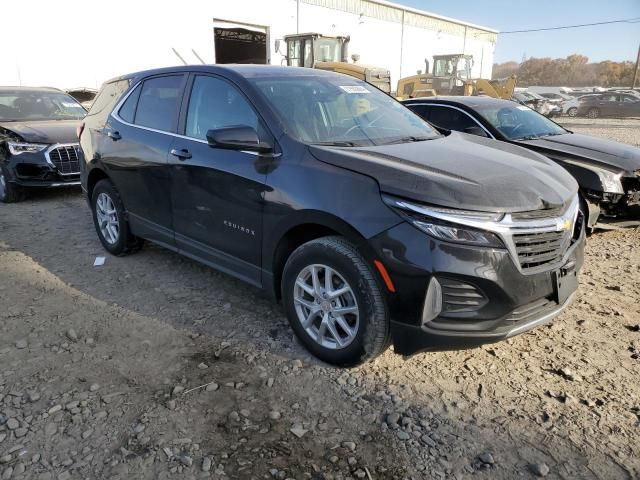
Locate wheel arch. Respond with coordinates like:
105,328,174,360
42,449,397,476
86,167,110,200
266,211,379,300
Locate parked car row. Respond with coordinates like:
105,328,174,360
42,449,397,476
1,66,639,366
520,87,640,118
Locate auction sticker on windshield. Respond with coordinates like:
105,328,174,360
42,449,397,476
339,85,370,94
516,105,531,111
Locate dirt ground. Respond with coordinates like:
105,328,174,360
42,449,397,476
0,120,639,480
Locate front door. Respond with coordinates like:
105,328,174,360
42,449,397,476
169,74,272,286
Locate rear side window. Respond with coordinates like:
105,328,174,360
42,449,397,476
135,75,184,132
118,84,141,123
85,79,130,127
185,75,259,140
428,106,478,132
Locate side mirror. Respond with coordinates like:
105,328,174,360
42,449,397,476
463,125,489,137
206,126,272,153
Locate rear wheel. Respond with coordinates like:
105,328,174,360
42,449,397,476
282,236,390,367
586,108,600,119
567,107,578,117
91,179,143,255
0,165,25,203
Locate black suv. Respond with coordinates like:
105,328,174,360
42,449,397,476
79,65,585,366
0,87,86,203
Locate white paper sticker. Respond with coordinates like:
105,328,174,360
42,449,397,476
62,101,81,108
516,105,530,111
93,256,106,267
339,85,370,94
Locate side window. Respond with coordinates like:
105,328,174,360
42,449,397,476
118,84,141,123
135,75,184,132
429,106,477,132
185,75,259,141
288,40,301,67
623,95,635,103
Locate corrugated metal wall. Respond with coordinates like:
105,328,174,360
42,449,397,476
301,0,497,43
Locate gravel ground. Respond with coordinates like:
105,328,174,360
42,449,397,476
556,117,640,147
0,121,638,480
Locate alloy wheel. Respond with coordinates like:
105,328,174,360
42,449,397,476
96,192,120,244
293,264,359,350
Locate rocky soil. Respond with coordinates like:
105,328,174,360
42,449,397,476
0,122,638,479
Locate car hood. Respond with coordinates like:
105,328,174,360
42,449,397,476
0,120,79,144
309,132,578,213
516,133,640,173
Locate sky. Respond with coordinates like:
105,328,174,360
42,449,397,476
401,0,640,64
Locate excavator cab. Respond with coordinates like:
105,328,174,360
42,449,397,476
283,33,391,94
431,54,474,95
283,33,348,68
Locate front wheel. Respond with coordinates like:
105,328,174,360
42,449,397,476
0,165,25,203
91,179,143,255
567,107,578,117
282,236,390,367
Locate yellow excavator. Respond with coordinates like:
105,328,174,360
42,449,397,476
283,33,391,94
397,54,516,100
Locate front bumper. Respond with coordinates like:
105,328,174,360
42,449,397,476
2,147,80,188
370,220,585,356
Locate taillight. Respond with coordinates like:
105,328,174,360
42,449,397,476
76,122,85,138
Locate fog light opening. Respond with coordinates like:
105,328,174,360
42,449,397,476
421,277,442,327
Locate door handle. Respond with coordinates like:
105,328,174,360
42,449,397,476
170,148,192,160
106,130,121,141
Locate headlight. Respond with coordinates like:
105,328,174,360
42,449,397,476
7,142,48,155
593,167,624,194
412,220,504,247
383,196,505,248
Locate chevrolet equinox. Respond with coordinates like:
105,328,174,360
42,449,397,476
79,66,585,366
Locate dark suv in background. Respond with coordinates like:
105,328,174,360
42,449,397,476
79,65,584,366
0,87,86,203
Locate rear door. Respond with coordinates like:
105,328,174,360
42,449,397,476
104,74,186,246
619,95,640,117
168,73,272,286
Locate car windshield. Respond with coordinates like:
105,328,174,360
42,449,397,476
0,90,86,122
249,75,439,146
476,103,567,140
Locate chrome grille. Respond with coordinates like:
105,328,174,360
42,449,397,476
47,144,80,175
513,230,567,270
511,206,563,220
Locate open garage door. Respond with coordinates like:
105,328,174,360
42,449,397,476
213,20,268,64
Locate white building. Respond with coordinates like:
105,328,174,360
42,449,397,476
0,0,497,90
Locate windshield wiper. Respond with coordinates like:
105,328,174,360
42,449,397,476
514,134,541,141
311,141,359,147
383,135,432,145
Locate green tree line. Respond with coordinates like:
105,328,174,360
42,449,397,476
492,55,637,87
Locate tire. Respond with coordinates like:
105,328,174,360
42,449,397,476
0,165,25,203
567,107,578,117
281,236,390,367
91,179,143,255
586,108,600,119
